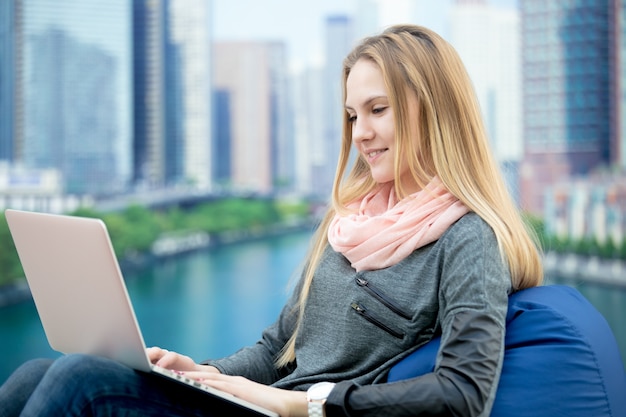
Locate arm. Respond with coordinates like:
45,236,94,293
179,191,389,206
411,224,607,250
326,311,504,417
326,215,510,417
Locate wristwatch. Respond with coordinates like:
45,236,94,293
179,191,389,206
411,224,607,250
307,381,336,417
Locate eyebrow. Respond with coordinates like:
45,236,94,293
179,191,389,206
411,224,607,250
344,95,388,111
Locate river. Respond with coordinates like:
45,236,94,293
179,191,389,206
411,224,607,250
0,230,625,384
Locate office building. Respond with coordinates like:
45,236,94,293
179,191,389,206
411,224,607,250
16,0,132,196
615,0,626,169
213,41,290,194
450,0,522,203
291,66,325,197
166,0,212,189
0,0,21,163
132,0,213,190
318,15,354,196
133,0,167,188
520,0,616,214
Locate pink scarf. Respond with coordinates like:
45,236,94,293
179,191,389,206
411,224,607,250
328,177,469,271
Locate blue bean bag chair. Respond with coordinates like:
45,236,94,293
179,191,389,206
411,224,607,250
387,285,626,416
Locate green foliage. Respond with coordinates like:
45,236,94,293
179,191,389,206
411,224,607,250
522,212,547,251
276,199,310,219
528,214,626,261
183,199,281,233
519,210,626,260
0,213,24,286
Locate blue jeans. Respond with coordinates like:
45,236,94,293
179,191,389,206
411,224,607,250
0,354,258,416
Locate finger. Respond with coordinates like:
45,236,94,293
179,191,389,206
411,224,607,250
155,350,180,368
147,347,168,363
182,371,230,383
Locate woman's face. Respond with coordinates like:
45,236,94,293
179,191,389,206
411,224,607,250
345,59,416,193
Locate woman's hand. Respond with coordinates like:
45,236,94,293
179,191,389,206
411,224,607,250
184,372,308,417
146,347,219,374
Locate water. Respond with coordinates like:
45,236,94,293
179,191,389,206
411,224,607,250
546,275,626,363
0,231,312,383
1,231,625,384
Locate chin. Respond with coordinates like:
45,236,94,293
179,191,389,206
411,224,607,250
371,175,395,185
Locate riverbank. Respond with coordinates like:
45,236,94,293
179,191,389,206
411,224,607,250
0,220,317,308
0,281,30,308
122,219,316,270
543,251,626,288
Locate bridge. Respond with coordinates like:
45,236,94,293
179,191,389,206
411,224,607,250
0,187,275,215
93,188,232,212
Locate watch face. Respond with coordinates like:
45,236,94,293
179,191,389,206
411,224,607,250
308,382,336,401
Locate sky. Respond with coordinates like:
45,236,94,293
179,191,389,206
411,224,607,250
212,0,518,69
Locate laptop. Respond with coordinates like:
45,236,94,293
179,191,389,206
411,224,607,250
4,208,278,416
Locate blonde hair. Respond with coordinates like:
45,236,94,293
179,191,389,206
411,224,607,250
275,24,543,367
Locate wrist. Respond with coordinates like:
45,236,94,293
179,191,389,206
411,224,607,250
286,391,308,417
197,364,220,374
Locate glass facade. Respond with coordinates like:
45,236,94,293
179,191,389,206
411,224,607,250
614,0,626,171
321,15,353,196
166,0,212,189
523,0,611,168
212,89,231,186
521,0,614,213
21,0,132,195
0,0,16,161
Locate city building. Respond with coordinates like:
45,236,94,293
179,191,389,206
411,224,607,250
544,172,626,248
0,0,19,163
291,66,325,197
317,15,354,197
213,41,290,194
132,0,167,188
166,0,212,189
615,0,626,169
3,0,133,196
212,88,232,189
24,0,132,196
0,161,91,213
133,0,214,191
520,0,618,215
449,0,522,203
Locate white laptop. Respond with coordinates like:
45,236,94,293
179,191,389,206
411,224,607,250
4,208,278,416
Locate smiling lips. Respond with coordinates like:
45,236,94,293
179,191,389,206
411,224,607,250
366,149,387,160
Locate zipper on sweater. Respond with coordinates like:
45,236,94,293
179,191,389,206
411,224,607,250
350,302,405,339
355,277,412,320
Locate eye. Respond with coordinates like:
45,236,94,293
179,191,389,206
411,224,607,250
372,106,387,114
347,114,357,123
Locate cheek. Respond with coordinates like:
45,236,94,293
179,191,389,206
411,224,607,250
382,116,396,144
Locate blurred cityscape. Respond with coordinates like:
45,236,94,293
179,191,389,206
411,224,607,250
0,0,625,255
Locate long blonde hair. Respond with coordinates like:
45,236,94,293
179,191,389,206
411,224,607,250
275,24,543,368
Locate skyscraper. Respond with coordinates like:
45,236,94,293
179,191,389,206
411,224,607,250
133,0,167,188
167,0,212,189
292,66,325,197
614,0,626,169
132,0,213,190
520,0,616,214
319,15,354,196
450,0,522,203
18,0,132,195
213,41,290,194
0,0,19,162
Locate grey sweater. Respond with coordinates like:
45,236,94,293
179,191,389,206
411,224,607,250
207,213,511,416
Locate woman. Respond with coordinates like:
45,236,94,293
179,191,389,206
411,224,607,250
0,25,542,417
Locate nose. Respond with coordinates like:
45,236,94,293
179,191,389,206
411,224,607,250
351,116,373,145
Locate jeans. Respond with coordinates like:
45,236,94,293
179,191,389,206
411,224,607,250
0,354,259,417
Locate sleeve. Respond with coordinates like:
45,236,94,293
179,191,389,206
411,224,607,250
200,277,302,385
325,215,511,417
